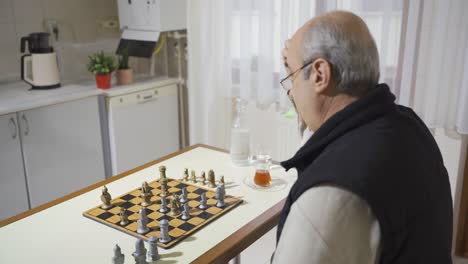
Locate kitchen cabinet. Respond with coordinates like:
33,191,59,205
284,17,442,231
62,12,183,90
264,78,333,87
21,96,106,208
0,113,29,220
0,96,107,220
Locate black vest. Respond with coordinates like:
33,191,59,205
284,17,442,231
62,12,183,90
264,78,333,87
277,84,453,264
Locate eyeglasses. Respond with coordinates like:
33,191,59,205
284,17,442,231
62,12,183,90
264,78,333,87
279,60,314,92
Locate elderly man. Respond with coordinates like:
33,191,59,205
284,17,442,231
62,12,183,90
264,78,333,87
273,11,453,264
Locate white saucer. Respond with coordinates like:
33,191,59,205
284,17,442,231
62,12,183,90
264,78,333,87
242,175,288,192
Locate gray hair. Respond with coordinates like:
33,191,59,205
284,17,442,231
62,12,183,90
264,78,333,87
302,14,380,95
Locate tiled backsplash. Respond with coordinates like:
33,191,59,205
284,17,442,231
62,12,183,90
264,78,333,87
0,0,125,83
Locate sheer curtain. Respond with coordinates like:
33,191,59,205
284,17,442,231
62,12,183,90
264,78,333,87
187,0,404,157
396,0,468,135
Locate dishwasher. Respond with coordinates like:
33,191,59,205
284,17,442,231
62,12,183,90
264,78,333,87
107,83,180,176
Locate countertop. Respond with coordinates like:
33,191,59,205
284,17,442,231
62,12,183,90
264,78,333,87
0,76,180,116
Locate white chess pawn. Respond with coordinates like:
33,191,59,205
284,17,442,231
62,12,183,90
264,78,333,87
181,203,190,220
180,187,188,204
199,192,207,210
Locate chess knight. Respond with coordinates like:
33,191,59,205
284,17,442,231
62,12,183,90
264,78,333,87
169,193,182,216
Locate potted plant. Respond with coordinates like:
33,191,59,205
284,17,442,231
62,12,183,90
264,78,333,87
87,51,117,89
116,46,133,85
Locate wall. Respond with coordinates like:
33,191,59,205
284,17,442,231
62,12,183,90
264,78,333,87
0,0,121,83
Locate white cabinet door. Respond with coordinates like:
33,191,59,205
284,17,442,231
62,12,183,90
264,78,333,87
0,114,29,220
20,96,106,208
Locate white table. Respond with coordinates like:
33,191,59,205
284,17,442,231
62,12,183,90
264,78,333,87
0,145,297,263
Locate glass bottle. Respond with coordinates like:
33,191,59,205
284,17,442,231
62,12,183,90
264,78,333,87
230,97,250,166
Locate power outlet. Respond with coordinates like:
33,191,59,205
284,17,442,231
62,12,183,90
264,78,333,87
99,20,119,29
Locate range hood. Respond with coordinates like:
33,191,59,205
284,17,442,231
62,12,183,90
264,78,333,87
116,0,186,57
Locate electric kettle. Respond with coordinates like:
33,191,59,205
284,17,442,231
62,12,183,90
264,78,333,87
20,32,61,89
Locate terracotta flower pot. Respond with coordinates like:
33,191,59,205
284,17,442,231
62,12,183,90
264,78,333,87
116,68,134,86
95,74,112,89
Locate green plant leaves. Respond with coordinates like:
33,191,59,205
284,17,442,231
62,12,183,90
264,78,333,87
87,51,117,75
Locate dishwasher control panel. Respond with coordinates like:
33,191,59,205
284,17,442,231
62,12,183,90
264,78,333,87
107,84,177,109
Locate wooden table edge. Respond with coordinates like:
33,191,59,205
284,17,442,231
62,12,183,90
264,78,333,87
0,143,225,228
192,199,285,264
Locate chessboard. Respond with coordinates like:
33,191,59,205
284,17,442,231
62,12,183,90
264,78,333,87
83,178,242,249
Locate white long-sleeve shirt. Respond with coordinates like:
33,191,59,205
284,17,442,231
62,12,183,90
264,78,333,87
272,185,381,264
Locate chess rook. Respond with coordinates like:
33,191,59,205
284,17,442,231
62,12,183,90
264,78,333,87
159,219,171,243
190,170,197,183
208,170,216,188
146,236,160,262
132,239,147,264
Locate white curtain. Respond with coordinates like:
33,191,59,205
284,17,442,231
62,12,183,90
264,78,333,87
396,0,468,135
187,0,404,155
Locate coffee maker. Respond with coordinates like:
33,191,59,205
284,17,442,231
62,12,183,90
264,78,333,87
20,32,61,89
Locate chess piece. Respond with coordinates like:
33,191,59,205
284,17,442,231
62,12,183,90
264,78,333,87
182,168,189,181
159,219,171,243
137,208,150,234
112,244,125,264
159,165,167,181
215,184,226,208
190,170,197,183
208,170,216,188
160,181,168,198
200,171,207,185
101,185,112,209
119,207,129,226
140,181,152,207
146,236,160,262
219,175,225,185
181,203,190,220
169,193,182,216
180,187,188,204
132,239,148,264
199,192,208,210
159,196,169,213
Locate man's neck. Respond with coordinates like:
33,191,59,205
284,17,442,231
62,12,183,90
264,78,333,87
319,93,358,128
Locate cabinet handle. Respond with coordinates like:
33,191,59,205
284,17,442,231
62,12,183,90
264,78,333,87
8,117,17,139
22,114,29,136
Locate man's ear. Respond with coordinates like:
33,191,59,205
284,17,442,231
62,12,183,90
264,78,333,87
309,58,332,94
